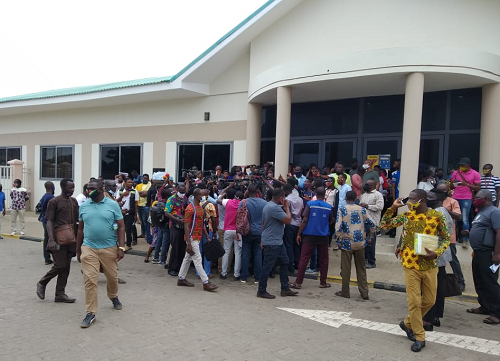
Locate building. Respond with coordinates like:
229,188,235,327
0,0,499,208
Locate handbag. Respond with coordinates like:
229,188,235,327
55,198,76,246
444,273,462,297
236,199,250,236
202,239,225,262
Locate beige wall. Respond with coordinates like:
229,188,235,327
249,0,500,97
210,52,250,95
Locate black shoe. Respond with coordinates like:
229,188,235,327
399,321,416,341
269,273,275,279
257,292,276,299
44,260,53,265
411,340,425,352
423,324,433,332
54,294,76,303
432,318,441,327
168,270,178,277
132,241,137,246
234,276,241,281
220,274,227,280
281,289,299,297
164,263,169,270
118,278,126,284
366,263,376,269
36,282,46,300
81,312,96,328
110,297,122,310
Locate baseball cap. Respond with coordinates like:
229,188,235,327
458,157,471,165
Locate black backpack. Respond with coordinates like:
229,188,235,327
150,201,167,227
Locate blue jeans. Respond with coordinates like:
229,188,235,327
457,199,472,240
42,222,52,263
196,233,212,277
241,233,262,281
365,233,377,266
283,225,299,271
154,225,170,263
258,244,290,294
138,206,152,242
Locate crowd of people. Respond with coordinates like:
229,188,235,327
19,156,500,352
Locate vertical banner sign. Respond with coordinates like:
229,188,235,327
378,154,391,170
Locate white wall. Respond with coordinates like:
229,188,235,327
232,140,247,167
210,52,250,95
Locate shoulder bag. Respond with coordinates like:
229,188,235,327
56,198,77,246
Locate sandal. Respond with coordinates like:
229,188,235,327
289,282,301,289
335,291,350,298
144,258,150,263
466,307,488,315
319,283,331,288
483,316,500,325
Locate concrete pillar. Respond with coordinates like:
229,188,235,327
7,159,24,185
399,73,425,199
245,102,262,165
274,86,292,178
480,83,500,172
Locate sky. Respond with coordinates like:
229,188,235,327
0,0,268,99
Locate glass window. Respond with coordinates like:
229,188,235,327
260,140,275,166
41,146,73,179
290,99,359,137
363,95,404,133
204,144,230,172
292,142,320,170
0,147,21,166
450,88,482,130
421,91,446,131
324,141,355,170
447,133,480,171
100,145,141,180
365,140,399,167
419,138,441,170
261,106,276,138
178,145,202,179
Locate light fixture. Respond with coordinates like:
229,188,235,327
204,112,210,121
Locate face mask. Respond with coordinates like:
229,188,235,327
142,180,148,184
326,182,332,187
407,200,421,211
295,171,302,177
473,198,486,208
459,166,468,172
362,164,369,170
89,189,99,200
201,196,206,202
426,199,439,208
362,184,372,192
483,169,491,175
177,192,185,198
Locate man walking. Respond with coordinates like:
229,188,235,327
289,187,334,290
464,190,500,325
360,180,384,269
10,178,29,235
77,179,126,328
283,184,303,273
177,188,218,292
164,183,187,277
38,181,55,265
450,157,481,249
335,191,374,299
380,189,450,352
257,188,298,299
116,178,138,250
36,179,79,304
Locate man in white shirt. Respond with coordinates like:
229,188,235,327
359,180,384,269
283,184,304,273
76,184,89,207
115,178,138,250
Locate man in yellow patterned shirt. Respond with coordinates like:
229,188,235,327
380,189,450,352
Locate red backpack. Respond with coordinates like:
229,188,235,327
236,199,250,236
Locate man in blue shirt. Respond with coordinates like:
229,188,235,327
77,179,126,328
258,188,298,299
0,184,5,239
294,166,307,190
38,181,55,264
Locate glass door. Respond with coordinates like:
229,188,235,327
290,141,320,170
323,139,357,170
419,135,444,170
364,137,401,168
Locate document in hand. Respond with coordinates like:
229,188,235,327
414,233,439,255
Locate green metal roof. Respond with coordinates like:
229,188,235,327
0,0,275,104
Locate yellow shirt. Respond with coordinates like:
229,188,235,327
380,208,450,271
135,182,151,207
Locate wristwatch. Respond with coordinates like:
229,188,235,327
118,246,126,252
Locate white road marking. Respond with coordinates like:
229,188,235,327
278,307,500,356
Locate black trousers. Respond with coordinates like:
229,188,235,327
423,266,446,321
39,246,74,296
124,214,135,247
472,250,500,318
42,223,52,263
169,226,186,272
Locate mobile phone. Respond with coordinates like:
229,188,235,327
401,197,409,205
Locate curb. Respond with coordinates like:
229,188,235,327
3,234,479,303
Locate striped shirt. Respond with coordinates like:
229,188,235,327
480,175,500,202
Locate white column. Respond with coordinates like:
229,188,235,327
480,83,500,172
165,142,177,182
233,140,247,166
246,102,262,165
399,73,425,199
91,143,100,178
274,86,292,178
73,144,83,198
143,142,154,176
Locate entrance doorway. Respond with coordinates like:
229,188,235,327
291,139,357,170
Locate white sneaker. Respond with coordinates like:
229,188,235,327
20,232,25,235
240,280,247,283
11,232,15,236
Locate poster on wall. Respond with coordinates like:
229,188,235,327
378,154,391,170
367,155,379,166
